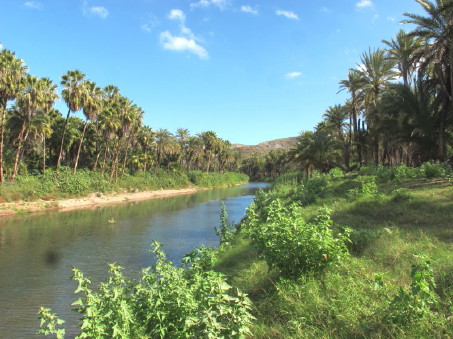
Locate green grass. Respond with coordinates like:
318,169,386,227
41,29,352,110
213,169,453,338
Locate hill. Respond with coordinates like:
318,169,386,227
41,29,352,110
232,137,298,158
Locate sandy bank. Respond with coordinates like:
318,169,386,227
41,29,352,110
0,187,200,217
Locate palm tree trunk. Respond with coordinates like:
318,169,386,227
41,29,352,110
56,109,71,171
121,146,128,177
42,135,46,174
73,121,88,175
11,121,27,182
0,102,7,184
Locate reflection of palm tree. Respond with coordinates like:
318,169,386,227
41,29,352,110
404,0,453,159
57,70,86,170
0,49,27,183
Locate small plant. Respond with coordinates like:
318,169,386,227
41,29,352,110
378,256,439,326
215,201,236,245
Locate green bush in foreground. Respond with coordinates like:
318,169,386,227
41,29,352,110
38,242,254,338
244,199,351,278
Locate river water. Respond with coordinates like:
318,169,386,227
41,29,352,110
0,182,267,338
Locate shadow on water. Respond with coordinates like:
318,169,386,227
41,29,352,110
0,182,268,338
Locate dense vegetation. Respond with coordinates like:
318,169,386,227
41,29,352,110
242,0,453,180
0,57,242,187
213,162,453,337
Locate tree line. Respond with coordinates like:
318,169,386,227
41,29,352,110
242,0,453,179
0,62,240,184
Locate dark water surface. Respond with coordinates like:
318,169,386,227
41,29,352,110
0,183,268,338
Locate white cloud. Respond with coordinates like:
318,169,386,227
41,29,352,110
0,43,3,50
168,9,185,22
241,5,258,15
191,0,228,10
82,2,109,19
141,24,152,33
285,72,302,79
387,16,396,22
356,0,373,9
320,6,332,14
24,1,42,10
276,10,299,20
160,31,208,59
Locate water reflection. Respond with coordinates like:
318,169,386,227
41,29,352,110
0,183,268,338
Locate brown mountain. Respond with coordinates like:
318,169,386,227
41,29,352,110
232,137,298,158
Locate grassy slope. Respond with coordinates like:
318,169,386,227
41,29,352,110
214,172,453,338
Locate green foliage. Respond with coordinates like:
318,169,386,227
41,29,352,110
215,201,236,245
39,242,254,338
245,199,350,278
419,161,451,179
347,176,379,198
37,307,65,339
379,256,439,326
187,170,249,188
328,167,344,178
295,173,331,205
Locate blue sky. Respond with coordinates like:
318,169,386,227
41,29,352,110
1,0,424,145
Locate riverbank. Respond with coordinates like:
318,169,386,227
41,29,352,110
0,169,249,216
213,167,453,337
0,187,202,216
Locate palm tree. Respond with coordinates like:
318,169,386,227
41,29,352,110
57,70,86,170
339,69,366,165
11,76,57,180
359,48,398,164
323,104,350,169
73,80,102,174
382,29,421,87
199,131,220,173
403,0,453,159
29,111,52,173
0,49,27,183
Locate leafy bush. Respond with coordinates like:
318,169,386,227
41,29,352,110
295,173,330,205
245,199,350,278
347,176,379,198
419,161,451,179
377,256,439,326
328,167,344,178
38,242,254,338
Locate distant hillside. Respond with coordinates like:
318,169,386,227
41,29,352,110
232,137,298,158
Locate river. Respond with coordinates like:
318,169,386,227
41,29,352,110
0,182,267,338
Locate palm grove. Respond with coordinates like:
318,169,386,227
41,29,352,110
242,0,453,180
0,60,241,184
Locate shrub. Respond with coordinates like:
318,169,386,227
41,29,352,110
419,161,451,179
245,199,350,278
38,242,254,338
215,201,237,245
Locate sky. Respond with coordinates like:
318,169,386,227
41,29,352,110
1,0,425,145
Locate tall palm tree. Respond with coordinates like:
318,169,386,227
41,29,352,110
0,49,27,183
57,70,86,170
382,29,421,87
403,0,453,159
73,80,102,174
29,111,52,173
323,104,350,169
359,48,398,164
199,131,220,173
339,69,366,165
11,76,57,180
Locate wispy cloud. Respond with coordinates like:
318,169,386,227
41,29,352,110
285,72,302,79
160,31,208,59
191,0,228,10
356,0,373,9
82,1,109,19
241,5,258,15
141,14,159,34
387,16,396,22
160,9,208,60
320,6,332,14
24,1,42,10
0,43,3,50
276,10,299,20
